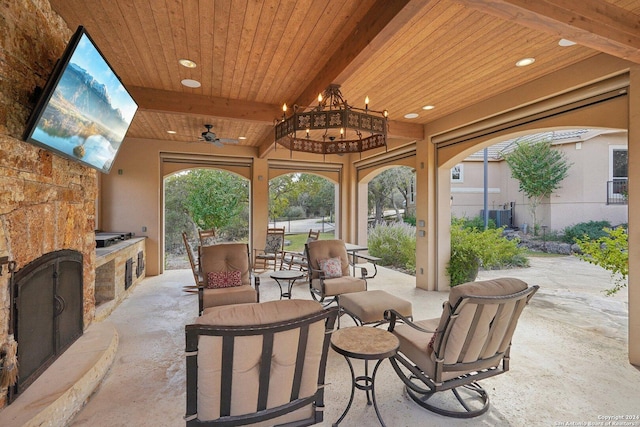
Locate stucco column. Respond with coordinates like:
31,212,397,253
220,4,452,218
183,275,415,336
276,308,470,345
415,138,437,290
629,66,640,366
251,158,270,257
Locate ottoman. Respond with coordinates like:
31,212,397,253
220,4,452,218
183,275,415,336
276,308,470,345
339,290,413,326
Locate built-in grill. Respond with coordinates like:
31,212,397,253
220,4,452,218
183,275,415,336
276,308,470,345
10,250,83,402
95,231,134,248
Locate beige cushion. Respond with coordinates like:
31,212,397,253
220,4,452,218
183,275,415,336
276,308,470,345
311,276,366,296
200,243,251,286
437,278,528,363
196,300,325,423
202,285,257,309
393,318,440,378
340,290,412,324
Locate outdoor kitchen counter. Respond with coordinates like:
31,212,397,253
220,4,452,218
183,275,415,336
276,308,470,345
94,237,146,321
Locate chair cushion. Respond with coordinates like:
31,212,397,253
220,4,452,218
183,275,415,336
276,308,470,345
318,256,342,278
200,243,251,286
206,270,242,289
311,276,366,296
340,290,412,324
435,278,529,363
449,278,528,305
307,240,350,279
202,285,257,309
393,318,442,378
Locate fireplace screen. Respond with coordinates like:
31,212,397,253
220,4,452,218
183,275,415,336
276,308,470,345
11,250,83,400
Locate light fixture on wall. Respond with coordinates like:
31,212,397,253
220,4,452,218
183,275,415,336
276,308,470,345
274,84,388,157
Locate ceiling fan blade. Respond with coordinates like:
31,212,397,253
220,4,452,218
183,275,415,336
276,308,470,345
217,138,239,144
213,140,224,147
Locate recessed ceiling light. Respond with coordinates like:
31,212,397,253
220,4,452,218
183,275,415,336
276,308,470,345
422,105,435,110
181,79,201,88
179,59,197,68
238,136,247,140
166,130,177,134
516,57,535,67
558,39,576,47
404,113,419,119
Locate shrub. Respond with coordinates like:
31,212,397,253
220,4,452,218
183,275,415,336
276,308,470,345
448,219,528,286
458,215,497,230
283,205,306,219
562,220,611,243
403,215,416,226
575,226,628,296
367,222,416,273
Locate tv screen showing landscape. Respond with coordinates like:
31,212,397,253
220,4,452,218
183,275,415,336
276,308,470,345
24,26,138,173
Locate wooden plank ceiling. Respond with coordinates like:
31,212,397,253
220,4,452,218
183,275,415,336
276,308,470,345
48,0,640,155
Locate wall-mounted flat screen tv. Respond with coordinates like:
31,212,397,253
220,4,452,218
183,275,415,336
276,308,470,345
23,25,138,173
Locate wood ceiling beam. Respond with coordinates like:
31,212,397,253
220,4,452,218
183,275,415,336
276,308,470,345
128,86,282,124
258,0,427,157
461,0,640,63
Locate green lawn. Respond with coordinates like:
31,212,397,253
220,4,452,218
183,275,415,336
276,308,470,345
284,232,334,252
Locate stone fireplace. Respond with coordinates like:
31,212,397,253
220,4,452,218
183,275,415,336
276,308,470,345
0,0,98,409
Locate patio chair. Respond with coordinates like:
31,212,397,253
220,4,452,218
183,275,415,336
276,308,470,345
385,278,538,418
198,243,260,314
253,227,285,272
281,229,320,275
305,239,367,306
198,228,216,246
182,232,202,288
185,300,339,426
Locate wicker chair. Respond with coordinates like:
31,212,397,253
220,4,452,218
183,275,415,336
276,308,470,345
386,278,538,418
185,300,339,426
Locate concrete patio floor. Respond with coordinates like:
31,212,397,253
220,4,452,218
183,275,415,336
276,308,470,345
64,255,639,427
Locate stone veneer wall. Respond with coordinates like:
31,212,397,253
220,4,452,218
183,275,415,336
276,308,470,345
0,0,98,408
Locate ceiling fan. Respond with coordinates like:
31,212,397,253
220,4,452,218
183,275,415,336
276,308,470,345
198,124,239,147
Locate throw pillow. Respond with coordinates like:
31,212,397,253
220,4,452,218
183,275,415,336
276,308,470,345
207,270,243,289
318,257,342,278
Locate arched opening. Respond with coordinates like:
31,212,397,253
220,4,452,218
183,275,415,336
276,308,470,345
266,172,337,242
162,165,251,270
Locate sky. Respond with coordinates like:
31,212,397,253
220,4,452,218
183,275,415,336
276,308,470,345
70,32,138,122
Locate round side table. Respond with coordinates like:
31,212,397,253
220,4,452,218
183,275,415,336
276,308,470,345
269,270,304,299
330,326,399,427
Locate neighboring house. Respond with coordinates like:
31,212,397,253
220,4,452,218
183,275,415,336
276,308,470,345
450,129,629,232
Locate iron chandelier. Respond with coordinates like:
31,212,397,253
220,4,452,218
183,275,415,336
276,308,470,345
274,84,388,156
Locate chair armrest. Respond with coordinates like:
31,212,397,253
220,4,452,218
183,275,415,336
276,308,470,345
385,309,436,333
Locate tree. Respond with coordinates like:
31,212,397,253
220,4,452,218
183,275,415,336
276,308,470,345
502,140,571,234
368,167,413,224
182,169,249,233
575,226,628,296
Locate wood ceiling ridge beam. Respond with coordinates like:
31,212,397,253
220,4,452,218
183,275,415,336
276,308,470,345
461,0,640,63
293,0,424,108
128,86,282,124
258,0,427,158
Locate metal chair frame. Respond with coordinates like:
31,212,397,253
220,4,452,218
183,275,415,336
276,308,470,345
386,284,538,418
185,307,339,426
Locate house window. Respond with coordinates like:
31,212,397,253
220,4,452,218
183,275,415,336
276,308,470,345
611,148,628,181
451,164,463,183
